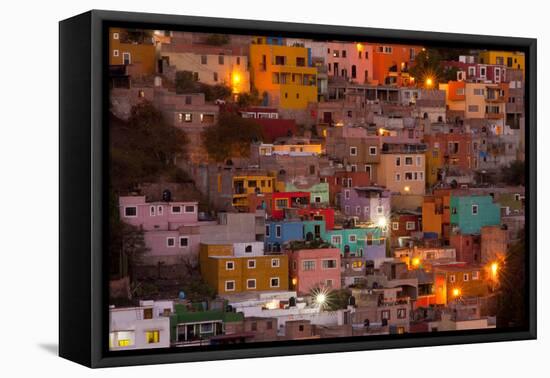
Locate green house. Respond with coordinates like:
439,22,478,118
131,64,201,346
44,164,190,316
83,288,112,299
450,195,501,235
170,304,243,345
326,226,386,259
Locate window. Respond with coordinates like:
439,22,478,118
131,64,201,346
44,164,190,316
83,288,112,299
472,204,479,215
350,164,357,172
124,206,137,217
468,66,475,76
122,52,131,65
392,222,399,231
463,273,469,282
406,221,416,231
314,196,322,203
213,72,218,82
356,206,361,215
377,206,384,215
449,274,456,283
349,234,357,243
226,261,235,271
472,271,480,280
274,55,285,65
473,88,485,96
171,205,181,214
326,279,333,287
179,237,188,248
166,237,175,247
381,310,390,320
118,339,132,347
113,32,119,40
369,146,377,155
218,54,224,65
265,225,270,237
225,280,235,291
270,277,280,288
266,321,273,330
146,330,160,344
350,146,358,156
275,199,288,209
395,173,401,182
396,157,401,166
456,88,465,95
184,205,195,213
405,172,413,181
303,260,316,271
247,279,256,289
245,245,253,253
468,105,479,113
248,260,256,269
416,156,422,166
345,205,350,214
479,66,486,77
296,57,305,67
405,157,413,165
322,259,337,269
271,258,280,268
143,308,153,319
397,308,407,319
201,55,207,64
113,49,119,57
330,234,343,245
275,225,282,238
344,190,351,200
200,323,213,334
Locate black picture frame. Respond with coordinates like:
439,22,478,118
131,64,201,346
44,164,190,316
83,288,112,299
59,9,537,368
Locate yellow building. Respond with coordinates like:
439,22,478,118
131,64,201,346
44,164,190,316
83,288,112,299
249,37,318,109
231,174,276,209
377,146,426,195
258,143,323,156
199,242,289,295
109,28,157,76
478,51,525,76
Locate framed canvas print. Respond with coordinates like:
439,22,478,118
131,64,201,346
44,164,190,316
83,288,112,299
59,10,536,368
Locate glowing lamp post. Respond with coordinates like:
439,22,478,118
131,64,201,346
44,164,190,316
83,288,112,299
425,77,434,88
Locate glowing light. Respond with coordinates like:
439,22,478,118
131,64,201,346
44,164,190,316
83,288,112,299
412,257,420,267
232,72,241,85
425,77,434,88
378,128,386,135
316,293,327,305
452,288,461,297
310,287,333,311
377,217,388,228
491,262,499,277
265,300,279,310
292,278,298,286
404,186,411,192
356,43,363,51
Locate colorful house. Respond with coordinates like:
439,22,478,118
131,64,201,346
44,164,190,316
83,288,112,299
199,242,288,295
232,174,276,210
450,195,501,235
478,51,525,76
249,37,318,109
424,132,473,187
286,247,341,295
370,44,423,86
340,186,391,224
119,196,202,264
265,220,326,252
434,265,489,305
390,211,422,248
377,143,426,195
285,181,330,205
326,42,374,84
109,28,157,77
422,189,452,241
326,226,386,260
325,171,372,207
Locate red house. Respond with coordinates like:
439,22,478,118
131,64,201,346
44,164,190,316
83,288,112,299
323,171,371,207
390,211,422,248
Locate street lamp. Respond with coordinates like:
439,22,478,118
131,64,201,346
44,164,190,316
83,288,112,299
425,77,434,88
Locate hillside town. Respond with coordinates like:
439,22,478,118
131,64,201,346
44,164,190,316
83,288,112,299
107,28,526,350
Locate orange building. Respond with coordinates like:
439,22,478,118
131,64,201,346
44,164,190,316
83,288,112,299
424,132,473,187
422,189,452,241
434,264,489,305
199,242,289,295
109,28,157,77
370,44,423,86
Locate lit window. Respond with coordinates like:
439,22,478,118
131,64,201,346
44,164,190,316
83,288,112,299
146,330,160,344
472,271,480,280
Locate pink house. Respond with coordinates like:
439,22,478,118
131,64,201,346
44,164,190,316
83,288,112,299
326,42,373,84
286,248,341,295
119,196,202,264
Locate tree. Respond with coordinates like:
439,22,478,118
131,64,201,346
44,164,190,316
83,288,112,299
409,48,445,88
110,102,189,192
175,71,198,94
237,87,263,108
496,228,526,328
201,111,264,162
